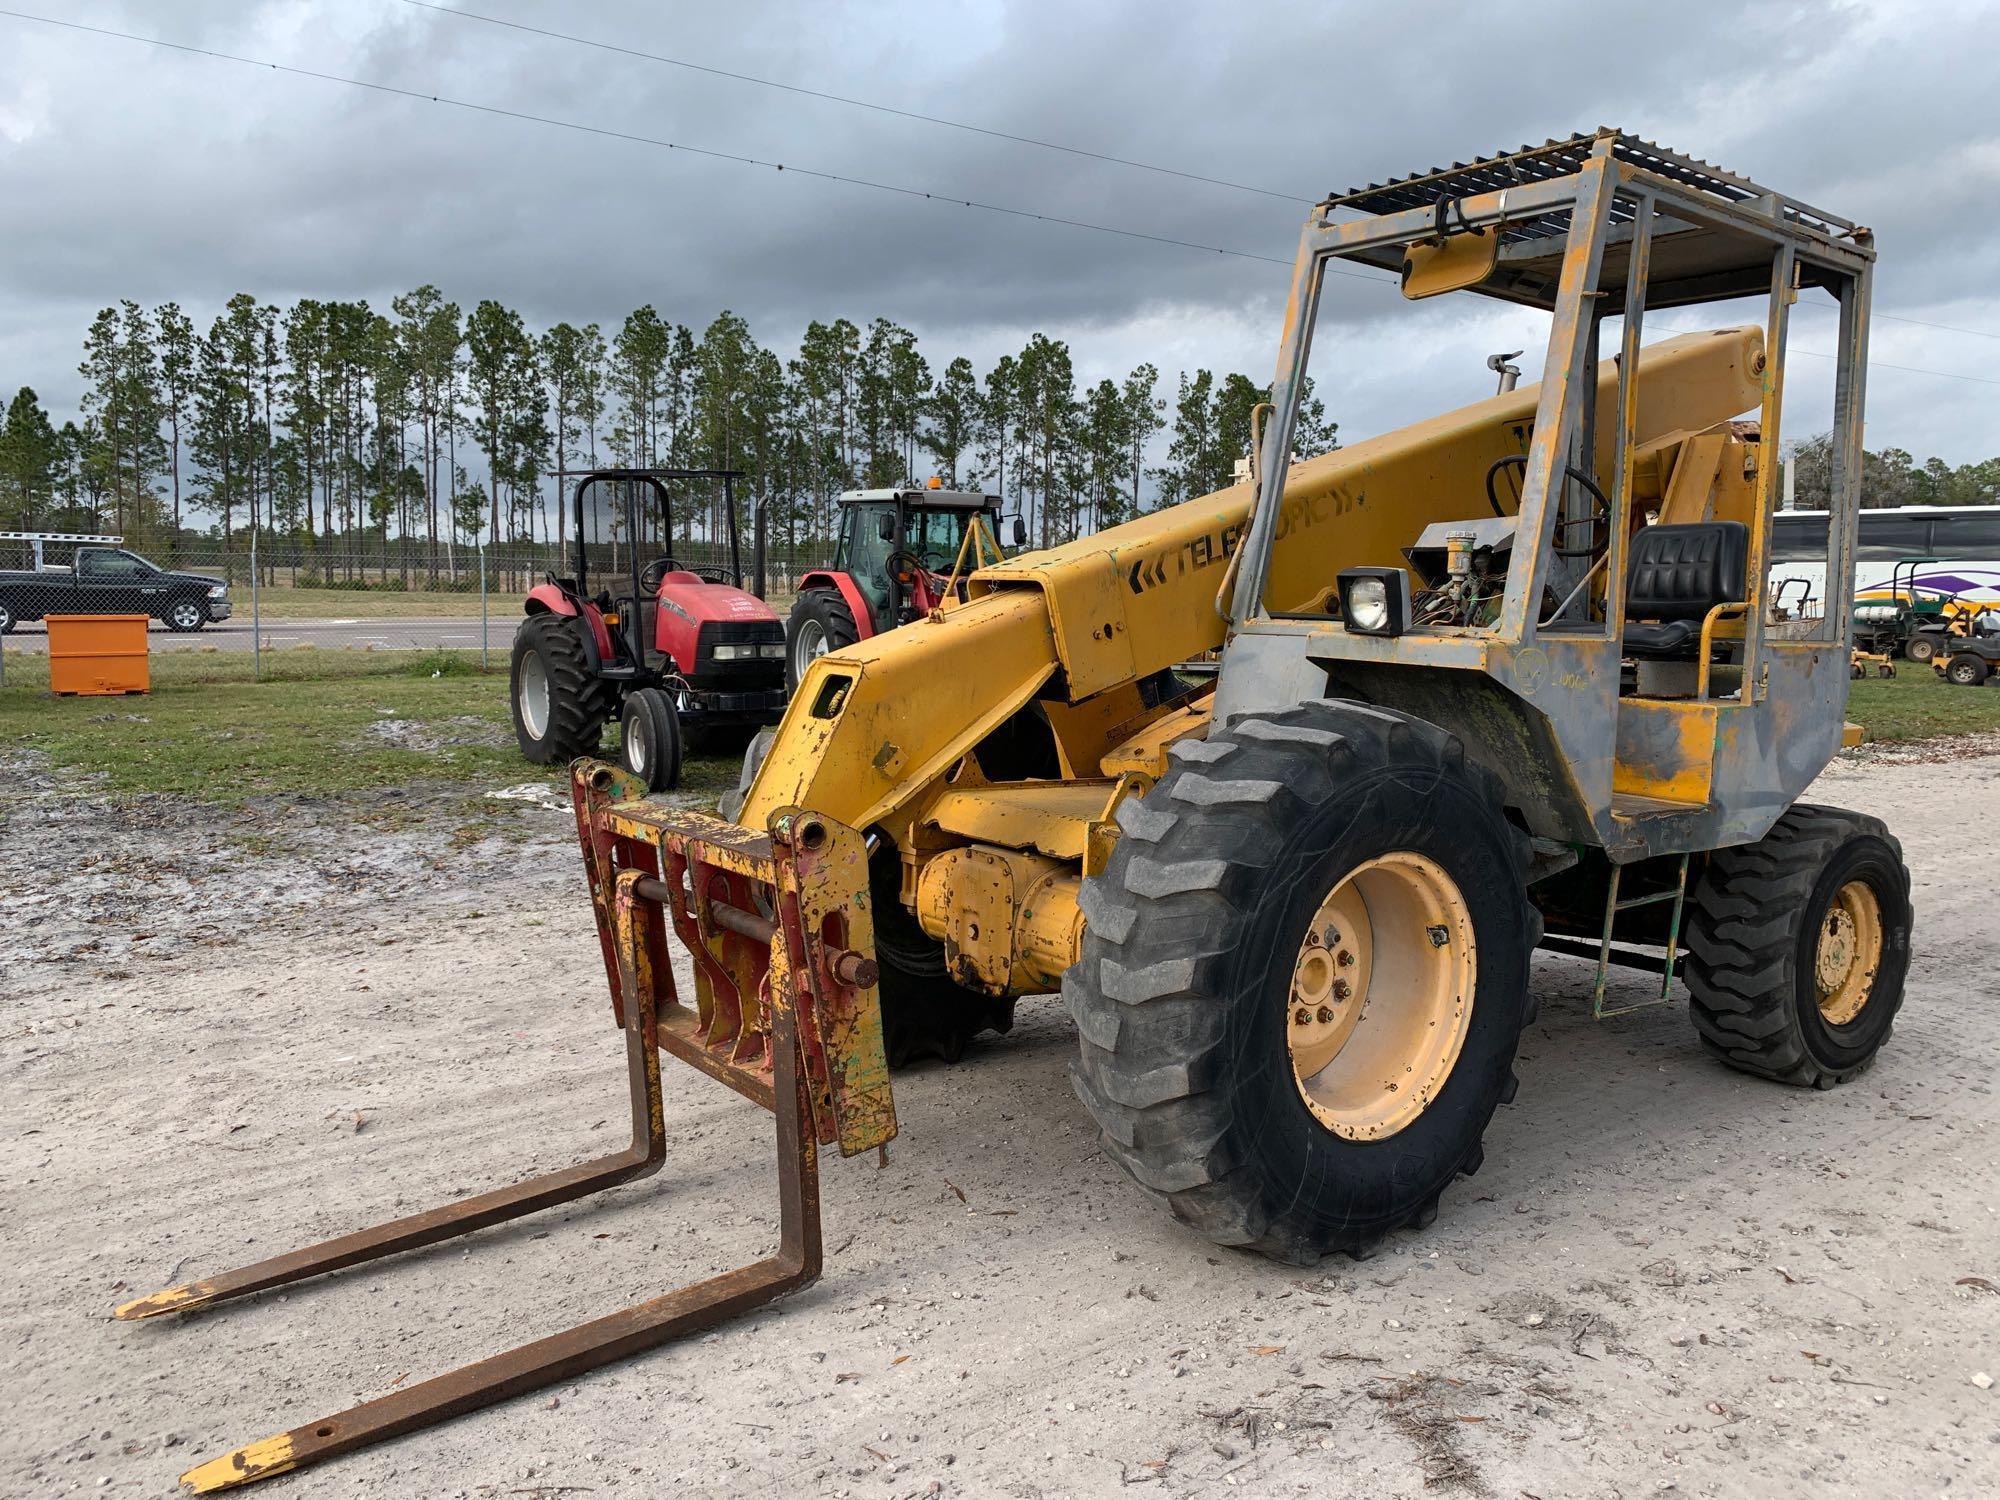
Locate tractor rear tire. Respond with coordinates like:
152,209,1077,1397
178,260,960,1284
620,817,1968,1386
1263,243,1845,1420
1944,652,1989,687
619,687,683,793
1064,702,1537,1264
787,588,860,693
510,613,614,764
1683,804,1911,1088
1902,633,1939,665
870,845,1015,1066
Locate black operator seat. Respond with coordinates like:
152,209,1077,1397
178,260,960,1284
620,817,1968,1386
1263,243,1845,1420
1622,521,1748,659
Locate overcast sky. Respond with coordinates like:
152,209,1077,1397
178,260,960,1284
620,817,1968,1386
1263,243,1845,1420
2,0,1996,473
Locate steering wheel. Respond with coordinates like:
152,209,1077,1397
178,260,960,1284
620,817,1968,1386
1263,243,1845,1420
1483,454,1611,559
639,556,736,590
886,548,950,585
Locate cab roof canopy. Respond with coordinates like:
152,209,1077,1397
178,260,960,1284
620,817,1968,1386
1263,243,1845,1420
1323,128,1871,313
839,486,1000,509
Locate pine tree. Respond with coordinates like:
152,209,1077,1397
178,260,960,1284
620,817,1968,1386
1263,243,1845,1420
978,354,1018,503
394,285,464,579
924,357,979,487
539,320,594,551
1079,378,1130,531
0,386,61,528
1158,369,1216,509
1120,363,1164,516
694,310,763,544
155,303,197,553
467,299,537,544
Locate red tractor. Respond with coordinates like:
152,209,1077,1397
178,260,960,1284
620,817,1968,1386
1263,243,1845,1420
510,468,787,791
784,483,1021,689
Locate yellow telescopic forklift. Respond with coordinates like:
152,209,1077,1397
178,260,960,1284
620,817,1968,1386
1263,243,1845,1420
120,131,1911,1492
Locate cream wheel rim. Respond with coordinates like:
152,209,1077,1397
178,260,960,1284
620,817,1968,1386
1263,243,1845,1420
1285,851,1476,1141
1814,878,1882,1027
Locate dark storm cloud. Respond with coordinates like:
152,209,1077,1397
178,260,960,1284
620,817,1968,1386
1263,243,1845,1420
2,0,1996,460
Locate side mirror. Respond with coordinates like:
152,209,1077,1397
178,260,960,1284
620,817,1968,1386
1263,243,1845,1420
877,512,897,543
1011,517,1027,547
1400,228,1498,300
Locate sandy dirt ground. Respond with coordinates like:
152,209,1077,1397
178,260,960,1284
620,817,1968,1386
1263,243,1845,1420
5,743,1998,1499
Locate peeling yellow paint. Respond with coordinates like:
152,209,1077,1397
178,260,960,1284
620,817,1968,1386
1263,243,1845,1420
114,1281,215,1320
182,1433,298,1493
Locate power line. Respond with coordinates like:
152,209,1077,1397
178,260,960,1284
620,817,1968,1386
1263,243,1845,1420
1791,348,2000,387
4,9,1995,382
1791,300,2000,342
0,7,1298,269
404,0,1311,206
412,5,2000,350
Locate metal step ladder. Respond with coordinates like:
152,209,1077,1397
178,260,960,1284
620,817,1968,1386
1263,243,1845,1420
1592,853,1692,1018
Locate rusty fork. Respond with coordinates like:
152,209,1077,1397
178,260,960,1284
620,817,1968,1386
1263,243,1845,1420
115,862,824,1494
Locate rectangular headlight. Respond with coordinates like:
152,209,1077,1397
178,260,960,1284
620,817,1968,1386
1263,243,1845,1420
757,643,786,659
208,585,228,598
712,644,755,660
1336,567,1411,637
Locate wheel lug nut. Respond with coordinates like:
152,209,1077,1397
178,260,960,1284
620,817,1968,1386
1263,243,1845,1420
1333,979,1352,1001
1336,949,1354,967
1316,1005,1334,1024
1294,1007,1312,1027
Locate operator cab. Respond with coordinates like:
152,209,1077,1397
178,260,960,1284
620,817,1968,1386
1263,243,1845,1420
833,484,1017,630
1220,128,1875,853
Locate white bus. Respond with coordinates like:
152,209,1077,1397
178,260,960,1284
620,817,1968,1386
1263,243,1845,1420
1770,505,2000,621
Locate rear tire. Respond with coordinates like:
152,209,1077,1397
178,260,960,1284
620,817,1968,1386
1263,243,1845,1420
619,687,683,793
1064,702,1537,1263
0,599,15,634
1683,804,1911,1088
510,612,614,763
1902,633,1939,665
786,588,860,693
1944,653,1988,687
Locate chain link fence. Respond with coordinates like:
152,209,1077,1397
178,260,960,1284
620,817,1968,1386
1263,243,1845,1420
0,533,837,686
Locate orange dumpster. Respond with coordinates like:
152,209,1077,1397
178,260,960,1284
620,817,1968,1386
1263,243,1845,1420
46,613,150,696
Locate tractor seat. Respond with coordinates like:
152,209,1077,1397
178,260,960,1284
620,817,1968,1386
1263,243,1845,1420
1622,521,1747,660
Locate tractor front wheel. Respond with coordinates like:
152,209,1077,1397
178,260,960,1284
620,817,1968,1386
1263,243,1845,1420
1684,803,1911,1087
1065,702,1537,1263
510,613,613,763
786,588,860,693
619,687,684,793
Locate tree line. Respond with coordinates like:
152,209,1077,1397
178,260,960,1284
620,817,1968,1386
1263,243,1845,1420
1786,431,1999,512
0,294,1337,583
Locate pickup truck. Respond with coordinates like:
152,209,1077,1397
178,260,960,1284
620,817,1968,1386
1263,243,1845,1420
0,546,231,634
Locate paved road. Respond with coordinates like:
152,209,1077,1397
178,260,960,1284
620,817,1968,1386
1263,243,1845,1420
2,615,500,655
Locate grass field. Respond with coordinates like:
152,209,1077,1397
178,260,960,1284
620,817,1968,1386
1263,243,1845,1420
243,587,493,619
0,649,743,804
2,649,1993,806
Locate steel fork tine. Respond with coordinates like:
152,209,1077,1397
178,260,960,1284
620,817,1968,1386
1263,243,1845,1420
115,963,667,1323
148,927,822,1494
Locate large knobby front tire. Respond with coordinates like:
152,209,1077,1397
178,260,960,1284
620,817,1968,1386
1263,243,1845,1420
786,588,860,693
1684,804,1911,1088
1064,702,1538,1264
509,612,614,763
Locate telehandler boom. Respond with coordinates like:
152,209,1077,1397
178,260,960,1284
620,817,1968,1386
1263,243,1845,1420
121,130,1910,1492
